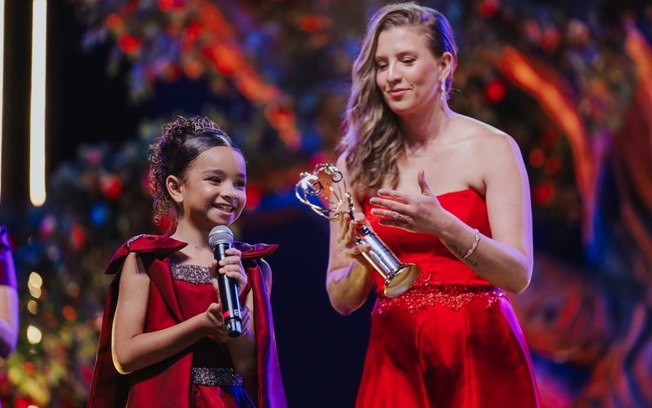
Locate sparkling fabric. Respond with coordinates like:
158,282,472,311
192,367,244,387
373,284,505,315
171,263,212,284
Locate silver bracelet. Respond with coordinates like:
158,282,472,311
461,229,481,260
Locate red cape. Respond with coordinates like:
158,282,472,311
88,235,286,407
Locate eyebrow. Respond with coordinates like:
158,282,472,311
201,168,247,179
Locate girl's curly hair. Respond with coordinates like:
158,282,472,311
147,114,241,232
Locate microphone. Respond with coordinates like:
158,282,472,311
208,225,243,337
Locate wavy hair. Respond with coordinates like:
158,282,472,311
147,114,241,231
339,2,457,197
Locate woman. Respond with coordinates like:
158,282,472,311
0,226,18,360
327,3,539,407
88,115,286,407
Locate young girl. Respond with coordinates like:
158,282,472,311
88,115,286,407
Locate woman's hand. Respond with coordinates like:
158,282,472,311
338,212,370,261
369,170,451,235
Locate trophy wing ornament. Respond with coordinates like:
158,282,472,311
295,163,419,298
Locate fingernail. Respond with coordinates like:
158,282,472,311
369,197,378,204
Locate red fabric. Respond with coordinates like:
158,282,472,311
87,235,286,408
357,189,540,408
238,244,286,408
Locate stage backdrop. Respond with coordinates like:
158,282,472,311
0,0,651,407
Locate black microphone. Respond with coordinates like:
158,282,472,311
208,225,243,337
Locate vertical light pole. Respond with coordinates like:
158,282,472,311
30,0,46,206
0,0,5,202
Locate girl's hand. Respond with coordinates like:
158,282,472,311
369,170,451,235
209,247,248,296
204,303,230,342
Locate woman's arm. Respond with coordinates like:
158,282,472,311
325,155,373,315
0,285,18,358
438,134,533,293
112,252,222,373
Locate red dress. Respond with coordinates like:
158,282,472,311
88,235,286,408
357,189,539,408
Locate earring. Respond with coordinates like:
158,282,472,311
440,80,446,102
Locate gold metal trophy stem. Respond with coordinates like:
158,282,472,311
295,163,419,298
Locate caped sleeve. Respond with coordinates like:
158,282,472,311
104,234,187,275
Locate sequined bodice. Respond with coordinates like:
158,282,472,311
364,189,493,296
168,262,234,369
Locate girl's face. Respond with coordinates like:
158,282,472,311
176,146,247,230
374,26,443,116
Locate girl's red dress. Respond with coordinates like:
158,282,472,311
88,235,286,408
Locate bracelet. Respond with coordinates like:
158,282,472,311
461,229,481,260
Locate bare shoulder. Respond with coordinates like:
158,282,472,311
454,115,522,160
121,252,149,280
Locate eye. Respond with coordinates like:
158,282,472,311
235,179,247,190
401,57,415,65
208,176,223,184
375,61,388,71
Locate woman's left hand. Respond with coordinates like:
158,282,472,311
369,170,451,235
210,247,248,295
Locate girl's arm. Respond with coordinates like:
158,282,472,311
224,288,256,377
112,252,224,373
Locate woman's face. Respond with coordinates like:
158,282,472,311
177,146,247,229
374,26,442,116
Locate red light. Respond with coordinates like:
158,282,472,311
485,79,505,103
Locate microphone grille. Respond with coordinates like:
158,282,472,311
208,225,234,248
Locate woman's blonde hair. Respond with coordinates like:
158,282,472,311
339,2,457,198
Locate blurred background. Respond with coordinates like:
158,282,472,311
0,0,651,407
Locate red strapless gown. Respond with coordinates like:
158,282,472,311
357,189,540,408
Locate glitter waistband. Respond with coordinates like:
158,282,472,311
373,284,506,316
191,367,244,387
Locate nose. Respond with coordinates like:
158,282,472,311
386,62,401,83
221,182,236,200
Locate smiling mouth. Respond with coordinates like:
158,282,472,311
213,203,235,213
388,89,408,97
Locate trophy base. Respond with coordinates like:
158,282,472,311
383,263,420,298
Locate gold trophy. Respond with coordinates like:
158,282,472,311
295,163,419,298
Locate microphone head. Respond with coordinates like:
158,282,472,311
208,225,234,248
